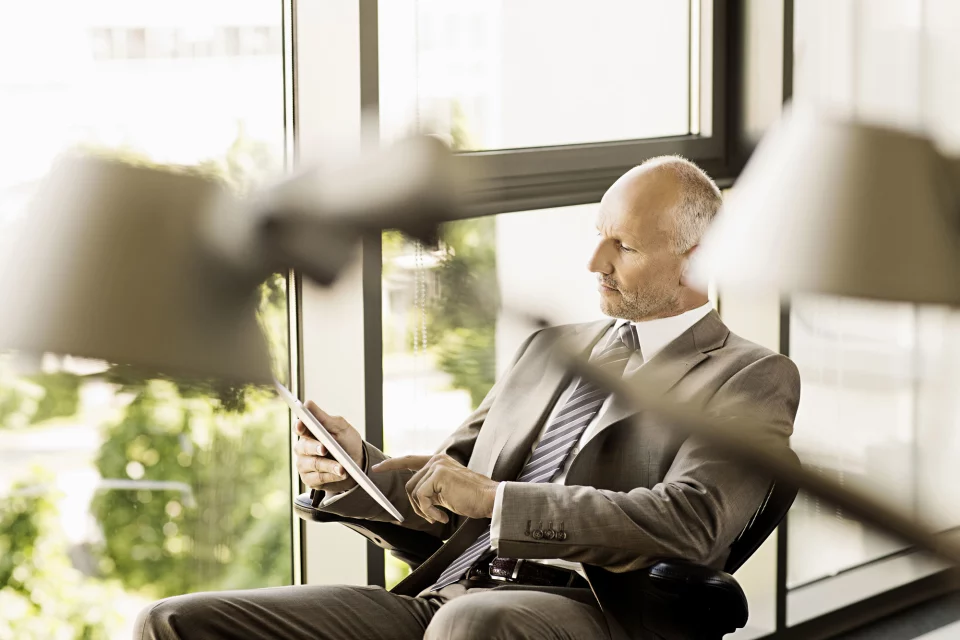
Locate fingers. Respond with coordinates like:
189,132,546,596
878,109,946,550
294,437,328,458
294,421,327,455
411,467,449,523
404,466,432,522
373,453,454,525
398,455,453,524
296,454,346,487
294,436,341,487
371,455,432,473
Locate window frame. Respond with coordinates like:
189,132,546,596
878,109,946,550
451,0,735,217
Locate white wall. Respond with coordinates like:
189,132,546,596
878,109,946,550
494,204,606,373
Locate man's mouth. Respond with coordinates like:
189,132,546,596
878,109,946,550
598,282,618,292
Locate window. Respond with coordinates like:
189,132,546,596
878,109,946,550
378,0,727,215
786,295,960,618
126,28,147,59
381,203,605,586
379,0,693,150
0,2,290,637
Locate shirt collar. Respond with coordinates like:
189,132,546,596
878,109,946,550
615,302,714,362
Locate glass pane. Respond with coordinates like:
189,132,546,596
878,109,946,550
381,204,604,587
0,2,289,638
787,296,914,589
787,295,960,591
379,0,692,150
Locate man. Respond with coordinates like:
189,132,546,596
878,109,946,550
137,156,800,639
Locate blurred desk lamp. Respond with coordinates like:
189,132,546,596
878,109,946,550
0,136,454,384
3,114,960,567
690,106,960,305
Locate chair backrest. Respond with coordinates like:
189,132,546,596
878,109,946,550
723,447,801,574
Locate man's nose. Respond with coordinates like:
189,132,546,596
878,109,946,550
587,243,611,275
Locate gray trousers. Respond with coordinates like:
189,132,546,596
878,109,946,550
136,580,611,640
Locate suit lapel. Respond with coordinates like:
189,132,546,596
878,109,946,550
395,320,613,597
589,310,728,437
486,319,612,480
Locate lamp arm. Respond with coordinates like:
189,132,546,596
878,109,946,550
949,156,960,232
200,135,454,286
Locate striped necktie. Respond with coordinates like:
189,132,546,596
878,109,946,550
429,323,640,591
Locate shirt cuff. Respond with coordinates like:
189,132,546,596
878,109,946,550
489,481,507,550
319,484,360,507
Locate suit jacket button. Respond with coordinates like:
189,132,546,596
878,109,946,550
556,531,567,541
544,529,556,540
532,529,544,540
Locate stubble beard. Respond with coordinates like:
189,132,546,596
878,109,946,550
602,283,681,322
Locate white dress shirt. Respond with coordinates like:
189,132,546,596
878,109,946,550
489,302,715,573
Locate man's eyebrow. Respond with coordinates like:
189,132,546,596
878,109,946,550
618,232,643,248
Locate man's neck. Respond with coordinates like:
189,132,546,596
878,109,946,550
619,301,713,362
634,292,710,322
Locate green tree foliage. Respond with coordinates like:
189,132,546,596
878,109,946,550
2,126,294,629
429,218,499,408
0,472,125,639
0,358,44,429
81,131,294,597
28,372,81,423
449,100,475,152
0,368,85,427
89,382,291,598
385,216,499,410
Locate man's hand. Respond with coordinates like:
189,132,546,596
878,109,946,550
372,454,499,524
294,402,364,494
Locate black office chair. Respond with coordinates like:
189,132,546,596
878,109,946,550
294,448,799,639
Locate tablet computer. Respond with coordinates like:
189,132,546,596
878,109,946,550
275,379,404,522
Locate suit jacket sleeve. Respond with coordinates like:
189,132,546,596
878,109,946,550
494,353,801,571
318,329,543,539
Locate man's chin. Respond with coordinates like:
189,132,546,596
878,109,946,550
599,300,623,318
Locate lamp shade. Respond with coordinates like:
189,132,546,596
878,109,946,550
690,108,960,305
0,156,273,384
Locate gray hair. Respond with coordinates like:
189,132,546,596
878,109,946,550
639,155,723,254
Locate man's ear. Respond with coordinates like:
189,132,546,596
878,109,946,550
679,244,699,288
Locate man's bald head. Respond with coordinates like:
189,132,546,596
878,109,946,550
589,156,722,321
607,156,723,255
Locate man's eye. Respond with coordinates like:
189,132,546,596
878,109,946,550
618,242,635,253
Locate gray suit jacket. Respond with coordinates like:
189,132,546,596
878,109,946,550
322,311,801,637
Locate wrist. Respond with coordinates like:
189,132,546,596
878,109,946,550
356,442,366,470
483,481,500,518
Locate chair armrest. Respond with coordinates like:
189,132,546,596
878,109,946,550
587,559,747,640
294,491,443,569
637,560,748,639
